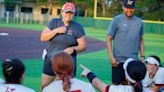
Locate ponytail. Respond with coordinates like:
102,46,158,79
62,73,71,92
51,52,74,92
131,81,143,92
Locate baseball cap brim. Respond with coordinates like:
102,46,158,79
124,5,135,8
63,10,75,13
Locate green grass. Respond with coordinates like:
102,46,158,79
0,23,164,92
0,23,45,31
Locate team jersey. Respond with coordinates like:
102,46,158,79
42,78,95,92
108,85,133,92
142,67,164,88
0,84,35,92
107,85,153,92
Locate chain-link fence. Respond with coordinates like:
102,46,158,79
0,11,50,24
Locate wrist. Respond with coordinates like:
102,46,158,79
141,55,145,59
87,72,97,83
54,29,59,34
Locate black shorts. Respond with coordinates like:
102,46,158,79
112,63,126,84
42,55,77,76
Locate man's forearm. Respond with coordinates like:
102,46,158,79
140,37,144,57
87,72,108,92
106,36,114,59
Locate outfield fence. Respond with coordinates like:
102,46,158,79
0,11,164,34
0,11,50,24
73,17,164,34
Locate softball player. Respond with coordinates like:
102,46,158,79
42,78,95,92
142,55,164,92
0,59,35,92
80,58,152,92
42,52,95,92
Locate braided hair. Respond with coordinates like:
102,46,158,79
51,52,74,92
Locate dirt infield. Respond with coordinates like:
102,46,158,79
0,28,106,60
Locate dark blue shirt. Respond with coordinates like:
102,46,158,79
46,18,85,62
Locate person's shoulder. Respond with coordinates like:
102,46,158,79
12,84,36,92
72,78,94,91
71,21,83,27
0,84,35,92
133,16,143,21
157,67,164,74
72,78,91,86
113,14,124,20
42,80,62,92
111,14,123,23
159,67,164,70
153,67,164,82
109,85,133,92
17,84,35,92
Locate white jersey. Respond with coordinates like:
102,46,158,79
0,79,5,84
142,67,164,88
42,78,95,92
108,85,153,92
0,84,35,92
109,85,133,92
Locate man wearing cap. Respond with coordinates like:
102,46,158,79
106,0,144,85
40,2,86,89
142,55,164,92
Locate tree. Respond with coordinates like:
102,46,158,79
35,0,94,17
101,0,107,16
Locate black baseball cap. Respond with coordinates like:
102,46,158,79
124,0,136,8
127,60,146,82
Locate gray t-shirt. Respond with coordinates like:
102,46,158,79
46,18,85,61
107,14,144,63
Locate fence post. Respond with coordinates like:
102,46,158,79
20,12,23,24
6,11,9,24
40,14,43,24
14,12,16,23
30,14,32,24
16,12,19,23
